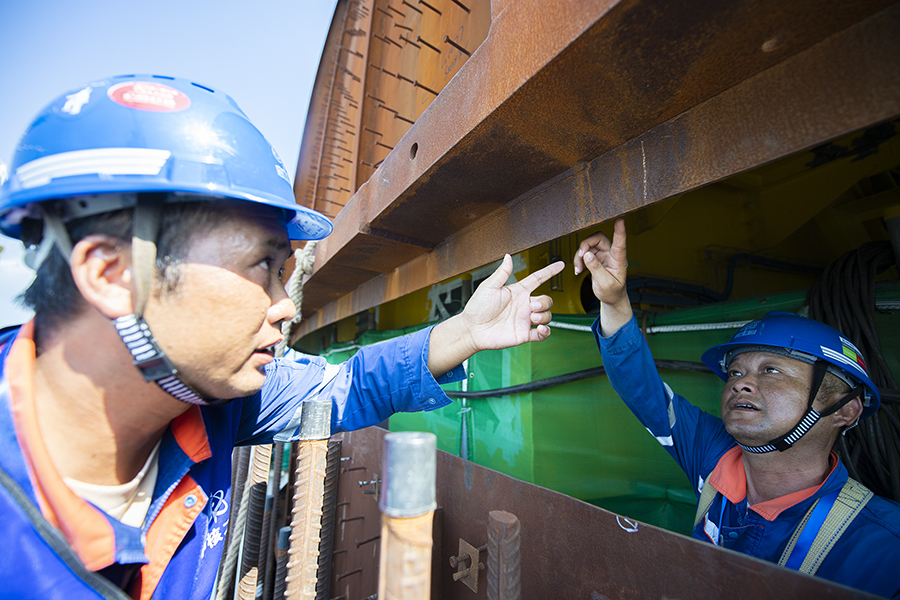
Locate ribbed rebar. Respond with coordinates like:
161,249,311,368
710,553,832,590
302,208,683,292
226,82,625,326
283,440,330,599
238,444,273,599
377,512,435,600
315,440,342,599
274,526,292,599
377,432,437,600
216,445,252,600
487,511,521,600
263,442,287,600
258,493,274,598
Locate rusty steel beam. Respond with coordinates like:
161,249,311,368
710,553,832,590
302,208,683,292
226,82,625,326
293,0,353,214
332,427,879,599
297,0,900,334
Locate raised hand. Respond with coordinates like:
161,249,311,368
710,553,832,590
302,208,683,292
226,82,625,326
574,218,632,336
427,255,564,376
461,254,564,351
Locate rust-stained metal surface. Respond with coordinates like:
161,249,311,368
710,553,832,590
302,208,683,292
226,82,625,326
293,0,491,222
296,0,900,336
328,429,387,600
329,427,878,599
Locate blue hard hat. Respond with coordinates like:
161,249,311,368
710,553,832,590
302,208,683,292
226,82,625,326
702,311,881,418
0,74,332,241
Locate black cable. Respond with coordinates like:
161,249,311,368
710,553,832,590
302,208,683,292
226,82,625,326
445,359,709,399
807,240,900,501
626,255,821,308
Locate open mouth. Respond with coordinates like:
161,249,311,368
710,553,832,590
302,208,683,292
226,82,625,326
254,342,278,357
731,401,759,411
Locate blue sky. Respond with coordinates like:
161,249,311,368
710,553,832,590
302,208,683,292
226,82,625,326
0,0,338,327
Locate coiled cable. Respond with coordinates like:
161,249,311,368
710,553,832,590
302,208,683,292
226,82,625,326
807,241,900,501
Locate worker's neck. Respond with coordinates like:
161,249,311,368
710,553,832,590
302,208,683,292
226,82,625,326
741,446,833,505
32,310,189,486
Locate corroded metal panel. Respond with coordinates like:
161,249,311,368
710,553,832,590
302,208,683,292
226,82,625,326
296,2,900,336
328,429,388,600
294,0,491,222
293,0,359,218
330,427,878,599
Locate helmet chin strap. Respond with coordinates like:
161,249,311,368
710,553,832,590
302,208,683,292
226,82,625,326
114,194,223,407
737,360,864,454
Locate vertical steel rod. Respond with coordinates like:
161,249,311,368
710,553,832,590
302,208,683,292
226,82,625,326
283,440,330,599
239,444,273,599
487,511,521,600
274,526,292,600
262,442,287,600
216,445,252,600
314,440,343,599
283,400,332,599
377,432,437,600
257,493,274,598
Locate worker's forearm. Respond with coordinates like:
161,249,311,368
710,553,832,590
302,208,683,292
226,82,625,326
599,296,633,338
427,315,477,378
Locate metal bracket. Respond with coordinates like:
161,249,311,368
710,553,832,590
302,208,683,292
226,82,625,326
450,538,485,592
358,477,381,502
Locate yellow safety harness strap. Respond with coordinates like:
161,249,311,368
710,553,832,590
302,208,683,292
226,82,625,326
693,479,717,529
694,476,871,577
777,478,873,575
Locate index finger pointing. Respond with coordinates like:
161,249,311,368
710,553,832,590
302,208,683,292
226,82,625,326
516,260,565,294
611,218,627,256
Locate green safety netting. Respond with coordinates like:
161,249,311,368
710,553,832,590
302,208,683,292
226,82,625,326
320,288,900,535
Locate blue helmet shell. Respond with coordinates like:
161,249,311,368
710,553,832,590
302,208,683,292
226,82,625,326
0,74,332,241
701,311,881,419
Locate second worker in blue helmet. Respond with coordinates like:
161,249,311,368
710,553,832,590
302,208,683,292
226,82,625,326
0,75,565,599
576,218,900,599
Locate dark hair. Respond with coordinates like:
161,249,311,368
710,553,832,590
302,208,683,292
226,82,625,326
819,371,853,403
20,199,241,332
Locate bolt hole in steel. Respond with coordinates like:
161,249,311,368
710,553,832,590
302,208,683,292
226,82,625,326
410,142,418,160
761,34,786,52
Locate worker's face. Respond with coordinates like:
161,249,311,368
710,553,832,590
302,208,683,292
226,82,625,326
720,351,818,446
143,204,295,400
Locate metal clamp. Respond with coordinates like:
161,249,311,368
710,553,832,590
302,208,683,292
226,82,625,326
450,538,486,592
358,477,381,501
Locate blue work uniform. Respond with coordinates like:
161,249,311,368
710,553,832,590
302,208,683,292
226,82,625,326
0,321,460,599
595,316,900,599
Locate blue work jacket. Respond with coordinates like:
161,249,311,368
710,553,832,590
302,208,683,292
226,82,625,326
595,316,900,599
0,322,460,599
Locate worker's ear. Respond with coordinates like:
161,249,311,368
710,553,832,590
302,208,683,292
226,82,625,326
70,234,134,319
832,395,864,429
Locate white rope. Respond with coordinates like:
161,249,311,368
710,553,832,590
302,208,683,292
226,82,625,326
275,242,316,358
548,319,751,334
276,241,317,359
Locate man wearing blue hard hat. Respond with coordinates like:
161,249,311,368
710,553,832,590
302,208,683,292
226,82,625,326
575,219,900,599
0,75,564,599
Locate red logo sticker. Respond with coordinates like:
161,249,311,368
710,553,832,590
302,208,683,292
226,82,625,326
108,81,191,112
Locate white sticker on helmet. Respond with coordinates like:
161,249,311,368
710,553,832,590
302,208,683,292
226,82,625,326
16,148,172,189
61,87,92,115
821,345,866,377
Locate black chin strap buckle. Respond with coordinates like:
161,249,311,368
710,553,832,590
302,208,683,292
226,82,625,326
114,314,205,405
737,408,823,454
